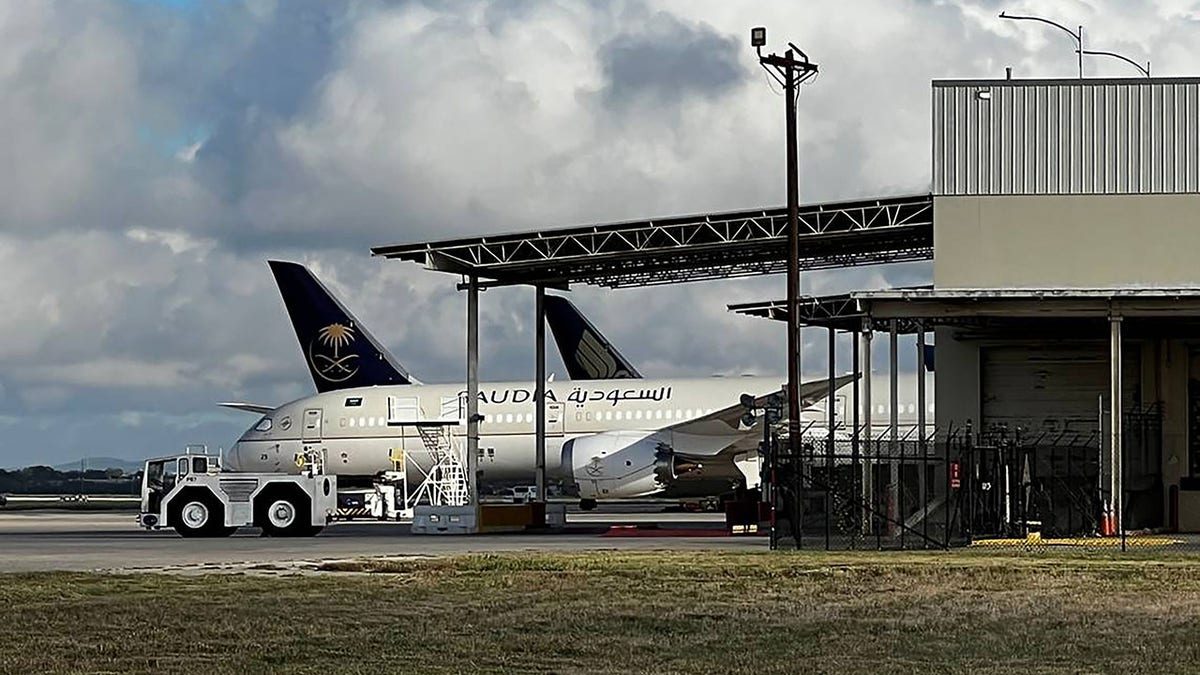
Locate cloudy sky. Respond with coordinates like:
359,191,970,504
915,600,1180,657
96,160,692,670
1,0,1196,467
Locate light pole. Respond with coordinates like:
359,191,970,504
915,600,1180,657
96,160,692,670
999,11,1084,78
752,27,818,464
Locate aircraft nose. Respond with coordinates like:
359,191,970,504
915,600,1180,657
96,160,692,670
225,442,244,472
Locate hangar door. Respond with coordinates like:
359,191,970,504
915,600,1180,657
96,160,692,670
981,343,1140,435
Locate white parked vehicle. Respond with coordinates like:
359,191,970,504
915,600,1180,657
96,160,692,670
510,485,538,504
138,448,337,538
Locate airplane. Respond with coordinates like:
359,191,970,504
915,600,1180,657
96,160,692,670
223,261,856,507
265,257,932,438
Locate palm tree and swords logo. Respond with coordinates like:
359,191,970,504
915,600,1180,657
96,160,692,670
308,322,359,382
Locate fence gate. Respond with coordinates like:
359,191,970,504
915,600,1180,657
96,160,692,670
768,428,962,550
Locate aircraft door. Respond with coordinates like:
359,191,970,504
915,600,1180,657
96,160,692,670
547,402,565,436
302,409,323,441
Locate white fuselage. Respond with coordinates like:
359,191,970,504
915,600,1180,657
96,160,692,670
226,376,785,482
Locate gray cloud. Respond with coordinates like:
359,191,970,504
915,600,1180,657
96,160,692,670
599,13,744,109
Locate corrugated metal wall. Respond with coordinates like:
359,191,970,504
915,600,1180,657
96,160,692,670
933,79,1200,195
980,343,1139,435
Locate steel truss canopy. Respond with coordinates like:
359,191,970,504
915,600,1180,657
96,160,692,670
371,194,933,288
730,287,1200,334
728,288,932,334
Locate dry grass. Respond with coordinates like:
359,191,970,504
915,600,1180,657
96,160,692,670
3,550,1200,674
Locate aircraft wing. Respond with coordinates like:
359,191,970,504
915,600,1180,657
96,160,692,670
218,401,276,415
664,374,858,452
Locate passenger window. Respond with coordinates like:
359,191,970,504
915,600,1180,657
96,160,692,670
192,457,208,474
177,458,189,477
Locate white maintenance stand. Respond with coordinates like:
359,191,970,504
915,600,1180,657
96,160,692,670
374,396,477,533
402,420,477,534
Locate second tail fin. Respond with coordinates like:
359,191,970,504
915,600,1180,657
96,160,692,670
269,260,415,392
545,295,641,380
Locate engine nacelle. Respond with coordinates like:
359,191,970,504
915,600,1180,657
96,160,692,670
562,430,698,500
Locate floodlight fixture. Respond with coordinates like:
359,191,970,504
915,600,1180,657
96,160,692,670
751,26,767,48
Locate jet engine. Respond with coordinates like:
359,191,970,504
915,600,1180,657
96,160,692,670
561,430,702,500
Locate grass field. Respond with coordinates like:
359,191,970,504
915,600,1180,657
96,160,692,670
4,550,1200,674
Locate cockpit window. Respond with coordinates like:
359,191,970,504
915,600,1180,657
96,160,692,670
255,417,273,432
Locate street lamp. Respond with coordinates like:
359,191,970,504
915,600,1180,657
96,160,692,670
1000,11,1152,79
751,27,818,467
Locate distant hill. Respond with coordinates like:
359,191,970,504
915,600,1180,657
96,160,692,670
49,457,144,474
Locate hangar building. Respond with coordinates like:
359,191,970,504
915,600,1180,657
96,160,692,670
744,76,1200,540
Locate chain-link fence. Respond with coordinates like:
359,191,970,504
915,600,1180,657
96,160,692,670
769,430,958,550
768,406,1193,552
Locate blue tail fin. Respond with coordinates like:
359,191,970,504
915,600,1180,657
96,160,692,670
544,295,641,380
269,260,414,392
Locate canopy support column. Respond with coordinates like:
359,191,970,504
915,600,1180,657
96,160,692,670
861,320,873,537
534,285,547,523
466,276,480,510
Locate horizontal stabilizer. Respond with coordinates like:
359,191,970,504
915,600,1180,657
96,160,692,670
218,401,276,415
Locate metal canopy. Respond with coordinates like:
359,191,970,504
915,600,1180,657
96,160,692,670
728,288,933,333
730,287,1200,333
371,193,933,288
863,287,1200,320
